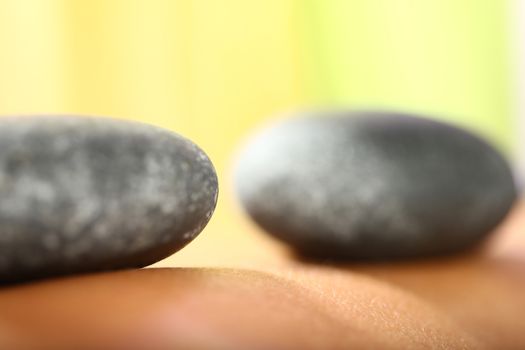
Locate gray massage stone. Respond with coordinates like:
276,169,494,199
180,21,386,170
235,111,517,260
0,116,218,283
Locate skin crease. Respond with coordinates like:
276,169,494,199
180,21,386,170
0,202,522,349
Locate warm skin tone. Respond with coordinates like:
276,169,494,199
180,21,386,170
0,202,523,350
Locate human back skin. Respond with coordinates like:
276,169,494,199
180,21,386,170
0,202,523,350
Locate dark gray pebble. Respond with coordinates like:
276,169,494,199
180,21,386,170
0,116,218,283
235,110,517,260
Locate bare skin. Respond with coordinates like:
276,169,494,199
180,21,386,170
0,201,523,349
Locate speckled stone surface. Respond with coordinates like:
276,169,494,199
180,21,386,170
235,111,517,260
0,116,218,283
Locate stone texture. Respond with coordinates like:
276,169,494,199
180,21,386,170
235,110,517,260
0,116,218,283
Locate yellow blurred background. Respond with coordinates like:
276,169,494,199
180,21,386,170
0,0,516,268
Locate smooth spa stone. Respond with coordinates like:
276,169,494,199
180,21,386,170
235,111,517,260
0,116,218,283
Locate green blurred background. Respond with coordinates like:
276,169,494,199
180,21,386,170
0,0,517,265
